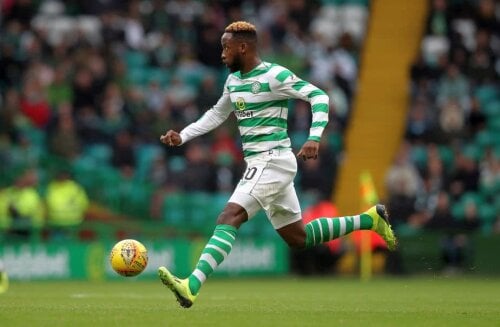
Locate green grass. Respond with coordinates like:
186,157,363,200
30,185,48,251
1,277,499,326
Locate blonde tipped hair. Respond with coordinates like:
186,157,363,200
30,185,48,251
225,21,257,34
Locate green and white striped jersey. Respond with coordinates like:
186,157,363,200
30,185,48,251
179,61,329,157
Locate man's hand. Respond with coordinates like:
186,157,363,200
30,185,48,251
160,130,182,146
297,140,320,161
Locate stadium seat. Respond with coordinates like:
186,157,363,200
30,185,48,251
438,145,454,169
483,101,500,118
118,180,154,219
328,131,344,153
84,144,112,164
475,130,495,150
410,145,428,170
147,68,171,87
186,192,214,234
134,144,163,182
474,85,498,107
321,0,346,5
486,116,500,133
125,51,149,68
162,193,188,231
462,143,481,161
127,67,149,86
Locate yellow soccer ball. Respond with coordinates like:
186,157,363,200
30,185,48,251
109,239,148,277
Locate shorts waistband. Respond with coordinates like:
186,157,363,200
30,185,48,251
246,147,292,159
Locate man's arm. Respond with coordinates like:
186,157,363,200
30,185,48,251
272,68,330,160
160,84,233,146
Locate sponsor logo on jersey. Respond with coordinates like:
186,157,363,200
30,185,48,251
235,97,246,110
235,110,253,118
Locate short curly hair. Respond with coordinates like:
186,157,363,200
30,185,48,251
225,21,257,43
225,21,257,34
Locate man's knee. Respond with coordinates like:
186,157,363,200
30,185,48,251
285,237,307,249
277,221,307,249
216,203,248,228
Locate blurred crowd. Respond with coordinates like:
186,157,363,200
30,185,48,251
385,0,499,269
0,0,369,232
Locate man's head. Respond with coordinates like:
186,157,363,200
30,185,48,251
221,21,258,72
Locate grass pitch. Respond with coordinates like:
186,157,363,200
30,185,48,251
1,276,499,327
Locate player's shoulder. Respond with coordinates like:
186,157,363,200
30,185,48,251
265,62,297,83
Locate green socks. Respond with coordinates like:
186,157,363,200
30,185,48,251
188,224,237,295
187,215,372,294
305,214,373,248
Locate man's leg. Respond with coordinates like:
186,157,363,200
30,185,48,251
277,205,397,250
159,203,248,308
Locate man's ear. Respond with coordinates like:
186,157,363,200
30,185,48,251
240,42,248,54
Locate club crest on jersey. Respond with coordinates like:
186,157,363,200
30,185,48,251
235,97,246,110
251,81,261,94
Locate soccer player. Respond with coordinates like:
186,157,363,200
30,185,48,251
159,21,396,308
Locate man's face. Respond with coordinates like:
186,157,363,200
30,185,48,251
221,33,243,73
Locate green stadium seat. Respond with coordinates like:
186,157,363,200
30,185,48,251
479,178,496,199
328,132,344,152
163,192,188,230
135,144,163,182
345,0,370,6
483,101,500,118
169,156,186,173
84,144,112,164
118,180,154,219
495,193,500,214
127,67,148,86
475,130,495,151
410,145,428,170
478,203,496,223
95,166,122,210
20,128,46,149
462,143,481,161
451,201,465,220
486,116,500,132
125,51,148,68
474,85,498,107
187,192,214,234
72,157,99,191
452,192,481,220
320,0,344,5
147,68,171,87
438,145,454,169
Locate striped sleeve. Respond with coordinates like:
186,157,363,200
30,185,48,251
179,78,233,144
273,68,329,142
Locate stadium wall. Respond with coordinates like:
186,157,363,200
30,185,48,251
1,238,289,281
1,233,500,280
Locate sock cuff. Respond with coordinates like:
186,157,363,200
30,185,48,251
304,222,315,248
215,224,238,234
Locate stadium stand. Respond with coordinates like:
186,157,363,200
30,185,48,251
386,0,499,240
0,0,371,239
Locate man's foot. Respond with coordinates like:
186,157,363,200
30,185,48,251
158,267,197,308
366,204,397,251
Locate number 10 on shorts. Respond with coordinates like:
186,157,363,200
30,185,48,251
236,163,266,193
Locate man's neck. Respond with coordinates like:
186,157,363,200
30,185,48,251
240,57,262,75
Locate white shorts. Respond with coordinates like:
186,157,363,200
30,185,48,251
228,148,302,229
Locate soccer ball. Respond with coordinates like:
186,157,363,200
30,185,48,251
109,239,148,277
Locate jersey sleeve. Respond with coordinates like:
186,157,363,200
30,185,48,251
271,68,329,142
179,78,233,144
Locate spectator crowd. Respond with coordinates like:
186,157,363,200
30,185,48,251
0,0,369,236
386,0,499,271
